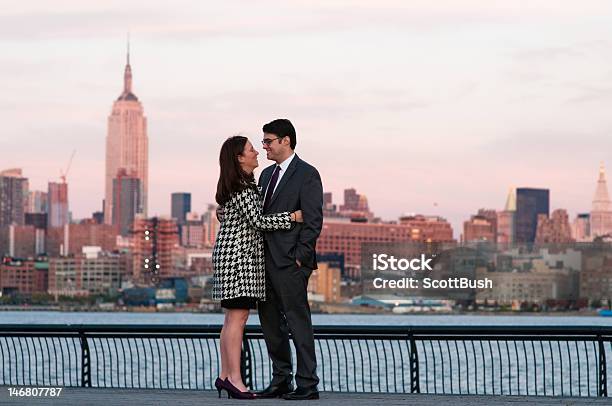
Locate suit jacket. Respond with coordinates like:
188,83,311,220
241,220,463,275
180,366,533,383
258,154,323,270
212,186,292,301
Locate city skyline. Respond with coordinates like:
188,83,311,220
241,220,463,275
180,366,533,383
8,163,610,239
4,1,612,235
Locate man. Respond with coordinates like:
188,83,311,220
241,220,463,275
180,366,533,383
255,119,323,400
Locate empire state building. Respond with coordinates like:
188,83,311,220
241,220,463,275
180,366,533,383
104,46,148,227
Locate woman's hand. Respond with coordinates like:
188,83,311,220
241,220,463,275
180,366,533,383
292,210,303,223
216,206,225,222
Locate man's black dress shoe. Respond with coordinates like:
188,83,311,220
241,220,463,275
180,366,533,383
254,382,294,398
282,387,319,400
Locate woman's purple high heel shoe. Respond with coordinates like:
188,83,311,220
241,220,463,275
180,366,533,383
215,377,228,398
224,378,256,399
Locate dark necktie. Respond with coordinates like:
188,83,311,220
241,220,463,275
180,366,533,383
263,165,281,212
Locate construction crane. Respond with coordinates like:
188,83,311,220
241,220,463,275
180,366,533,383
60,150,76,183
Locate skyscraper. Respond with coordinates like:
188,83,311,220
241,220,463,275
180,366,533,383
590,163,612,238
180,211,204,248
0,169,28,227
337,188,373,219
47,182,68,228
340,188,360,211
497,187,516,244
171,193,191,226
112,168,142,236
535,209,573,244
202,204,220,247
514,188,549,243
340,188,370,213
572,213,590,242
463,209,497,243
323,192,332,206
132,217,179,285
104,43,148,225
26,190,47,214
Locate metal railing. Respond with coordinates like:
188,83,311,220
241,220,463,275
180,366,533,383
0,324,611,397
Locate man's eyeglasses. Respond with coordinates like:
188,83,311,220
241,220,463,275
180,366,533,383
261,137,282,146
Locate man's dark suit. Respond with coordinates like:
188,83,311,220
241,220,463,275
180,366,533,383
258,154,323,390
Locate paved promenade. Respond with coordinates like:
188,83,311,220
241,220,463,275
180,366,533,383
0,388,610,405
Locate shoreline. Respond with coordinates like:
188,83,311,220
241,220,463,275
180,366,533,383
0,305,602,317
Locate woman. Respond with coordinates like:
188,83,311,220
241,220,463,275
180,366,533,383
212,135,302,399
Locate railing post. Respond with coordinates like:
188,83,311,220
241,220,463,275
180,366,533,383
598,334,607,397
79,332,92,387
409,332,420,393
241,333,253,390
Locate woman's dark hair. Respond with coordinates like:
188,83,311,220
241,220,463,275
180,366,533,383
215,135,255,205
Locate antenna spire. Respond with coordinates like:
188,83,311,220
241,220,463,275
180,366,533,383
127,32,130,65
123,33,133,94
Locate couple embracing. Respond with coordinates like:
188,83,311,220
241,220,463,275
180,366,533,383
212,119,322,400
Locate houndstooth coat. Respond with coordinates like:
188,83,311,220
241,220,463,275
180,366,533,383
212,185,292,301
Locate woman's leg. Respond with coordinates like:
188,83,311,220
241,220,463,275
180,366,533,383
219,312,229,380
224,308,250,391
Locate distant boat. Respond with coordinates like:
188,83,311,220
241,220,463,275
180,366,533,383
598,309,612,317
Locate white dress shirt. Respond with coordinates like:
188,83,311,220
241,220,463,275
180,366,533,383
264,152,296,202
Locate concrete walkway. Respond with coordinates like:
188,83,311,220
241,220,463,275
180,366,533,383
0,387,609,405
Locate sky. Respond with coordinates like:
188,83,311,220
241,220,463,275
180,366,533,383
3,1,612,237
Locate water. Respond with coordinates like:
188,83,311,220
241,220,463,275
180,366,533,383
0,311,610,326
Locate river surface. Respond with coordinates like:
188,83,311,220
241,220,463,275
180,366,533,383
0,311,610,326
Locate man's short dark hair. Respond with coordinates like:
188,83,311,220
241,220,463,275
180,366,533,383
262,119,296,150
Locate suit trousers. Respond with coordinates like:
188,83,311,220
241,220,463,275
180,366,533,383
258,244,319,389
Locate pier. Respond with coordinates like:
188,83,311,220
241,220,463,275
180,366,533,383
0,324,610,401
